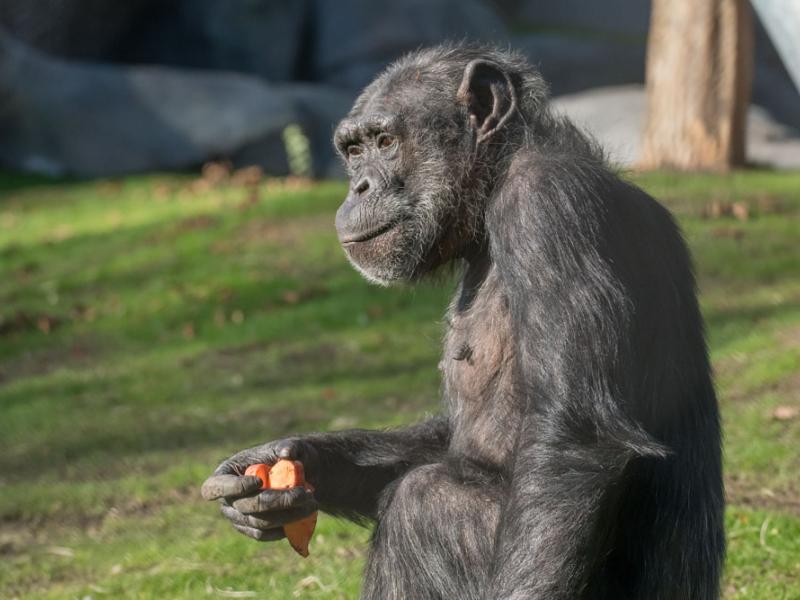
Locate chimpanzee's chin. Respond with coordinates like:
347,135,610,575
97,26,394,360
343,250,419,287
345,259,406,287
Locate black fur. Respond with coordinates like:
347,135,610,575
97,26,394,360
203,44,724,600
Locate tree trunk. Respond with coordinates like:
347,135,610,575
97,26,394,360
640,0,754,171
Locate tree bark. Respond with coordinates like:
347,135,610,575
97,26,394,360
640,0,754,171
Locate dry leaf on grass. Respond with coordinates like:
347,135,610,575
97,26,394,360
772,405,799,421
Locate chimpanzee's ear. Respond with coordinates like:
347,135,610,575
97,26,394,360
457,59,517,144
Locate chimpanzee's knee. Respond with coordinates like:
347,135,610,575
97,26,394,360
362,464,502,600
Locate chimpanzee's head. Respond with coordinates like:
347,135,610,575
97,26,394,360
333,45,547,285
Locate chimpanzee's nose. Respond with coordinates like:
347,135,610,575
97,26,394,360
354,177,371,196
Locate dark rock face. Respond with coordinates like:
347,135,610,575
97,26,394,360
0,0,154,59
513,35,646,97
114,1,311,83
517,0,652,35
311,0,507,89
0,31,355,177
0,0,506,177
0,0,797,177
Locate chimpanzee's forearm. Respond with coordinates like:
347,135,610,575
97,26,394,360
484,394,666,599
305,416,450,521
486,439,624,598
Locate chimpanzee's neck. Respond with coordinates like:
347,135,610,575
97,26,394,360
456,249,493,313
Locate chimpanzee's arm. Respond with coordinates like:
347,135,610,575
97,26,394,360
201,416,450,541
485,408,653,599
303,416,450,521
483,157,666,598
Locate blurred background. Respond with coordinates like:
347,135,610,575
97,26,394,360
2,0,799,177
1,1,798,599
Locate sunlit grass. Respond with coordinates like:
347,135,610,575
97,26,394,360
1,169,798,598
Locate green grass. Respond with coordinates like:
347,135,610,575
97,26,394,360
1,169,799,599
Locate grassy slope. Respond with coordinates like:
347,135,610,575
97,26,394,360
1,170,798,599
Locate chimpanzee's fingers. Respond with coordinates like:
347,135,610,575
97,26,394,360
212,442,299,475
221,504,280,529
201,475,263,501
231,487,317,515
221,504,313,530
232,523,286,542
274,439,305,459
212,453,261,476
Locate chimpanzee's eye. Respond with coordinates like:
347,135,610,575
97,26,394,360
377,134,396,150
347,144,363,158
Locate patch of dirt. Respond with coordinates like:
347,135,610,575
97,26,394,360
280,342,339,365
715,323,800,404
212,213,331,254
721,369,800,405
0,483,200,538
181,340,272,370
0,311,62,337
183,340,339,382
710,226,745,241
661,192,796,219
777,324,800,350
148,214,222,243
174,214,220,233
270,285,329,308
726,476,800,517
0,337,104,387
774,371,800,403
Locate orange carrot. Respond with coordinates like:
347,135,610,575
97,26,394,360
244,460,317,557
243,463,270,488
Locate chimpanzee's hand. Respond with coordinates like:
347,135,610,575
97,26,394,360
200,438,320,542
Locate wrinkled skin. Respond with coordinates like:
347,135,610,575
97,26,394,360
201,439,319,542
203,44,723,600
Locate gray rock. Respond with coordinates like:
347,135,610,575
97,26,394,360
118,0,310,83
752,0,800,94
0,0,154,59
0,0,308,82
552,85,800,169
0,0,509,178
515,27,800,132
751,10,800,131
2,0,796,178
312,0,508,89
513,34,645,96
516,0,652,36
0,30,350,177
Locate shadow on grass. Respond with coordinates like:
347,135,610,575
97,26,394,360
8,292,797,485
705,299,800,350
0,170,79,195
0,397,434,487
0,334,439,483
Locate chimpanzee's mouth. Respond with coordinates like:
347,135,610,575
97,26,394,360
340,219,401,245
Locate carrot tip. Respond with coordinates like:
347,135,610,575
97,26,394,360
244,460,317,557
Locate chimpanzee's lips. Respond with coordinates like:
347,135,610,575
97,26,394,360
339,219,400,244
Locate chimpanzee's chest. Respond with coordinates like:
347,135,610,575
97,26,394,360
441,268,519,469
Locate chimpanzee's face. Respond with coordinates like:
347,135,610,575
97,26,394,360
334,112,412,284
333,58,517,285
333,95,474,286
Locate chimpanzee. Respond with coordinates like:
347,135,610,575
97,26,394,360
201,44,724,600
